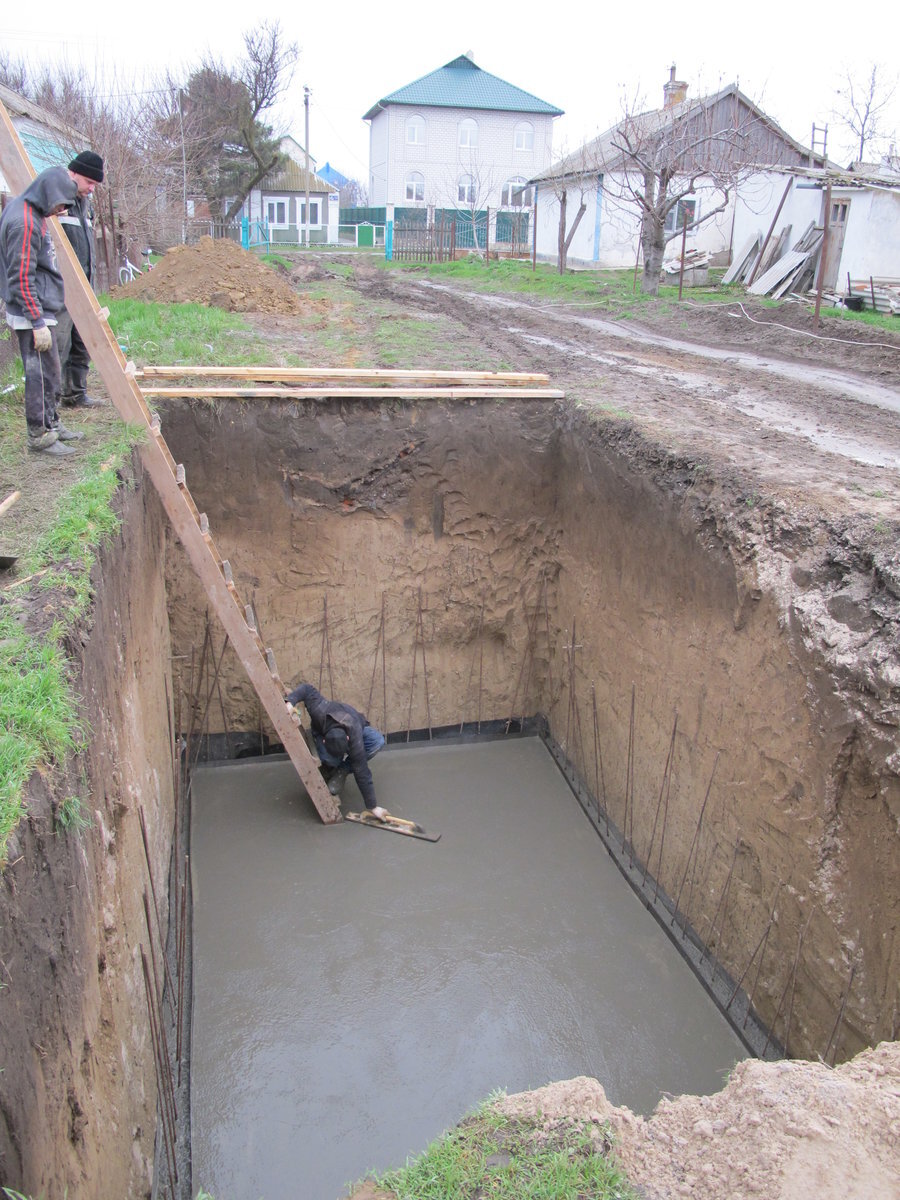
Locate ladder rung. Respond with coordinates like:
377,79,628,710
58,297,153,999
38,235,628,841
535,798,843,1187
199,512,209,535
175,464,186,487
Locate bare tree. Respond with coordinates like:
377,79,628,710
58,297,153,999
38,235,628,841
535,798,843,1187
539,143,597,273
609,93,762,294
440,156,498,257
833,65,897,164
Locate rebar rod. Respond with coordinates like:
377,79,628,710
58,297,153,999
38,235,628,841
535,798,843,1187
671,751,719,936
417,590,433,737
654,743,674,904
823,964,857,1067
591,684,609,834
190,635,229,772
541,576,554,702
727,882,782,1013
460,591,486,735
705,838,740,974
643,714,677,888
625,685,636,866
141,891,178,1122
762,908,811,1059
505,584,542,735
176,874,186,1087
138,807,175,1002
140,948,178,1191
366,594,384,724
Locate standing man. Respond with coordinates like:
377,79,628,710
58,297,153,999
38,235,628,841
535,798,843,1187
57,150,105,409
0,166,83,456
285,681,387,814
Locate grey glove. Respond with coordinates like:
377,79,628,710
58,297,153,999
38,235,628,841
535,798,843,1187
33,325,52,353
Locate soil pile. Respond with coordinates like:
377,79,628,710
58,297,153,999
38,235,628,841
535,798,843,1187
115,237,305,315
494,1042,900,1200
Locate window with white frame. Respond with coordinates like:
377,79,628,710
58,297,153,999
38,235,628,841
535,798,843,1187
514,122,534,152
458,175,476,204
458,118,478,149
266,197,289,226
501,177,533,207
405,172,425,202
664,197,697,234
299,200,320,226
406,115,425,145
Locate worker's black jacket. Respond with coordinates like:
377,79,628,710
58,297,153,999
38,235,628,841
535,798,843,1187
286,682,377,809
58,194,95,284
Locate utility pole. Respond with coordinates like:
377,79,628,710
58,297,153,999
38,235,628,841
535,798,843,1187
304,86,311,249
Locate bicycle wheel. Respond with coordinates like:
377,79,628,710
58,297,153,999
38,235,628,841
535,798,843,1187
118,266,131,286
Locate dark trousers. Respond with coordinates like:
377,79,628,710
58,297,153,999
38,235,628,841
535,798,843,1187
15,326,61,434
56,308,91,400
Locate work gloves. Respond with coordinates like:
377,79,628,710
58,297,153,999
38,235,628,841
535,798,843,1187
33,325,52,353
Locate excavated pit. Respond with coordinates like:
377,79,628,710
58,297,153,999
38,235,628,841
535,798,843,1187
162,392,898,1075
3,389,896,1200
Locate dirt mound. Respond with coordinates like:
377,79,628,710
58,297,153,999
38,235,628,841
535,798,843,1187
495,1042,900,1200
115,237,305,315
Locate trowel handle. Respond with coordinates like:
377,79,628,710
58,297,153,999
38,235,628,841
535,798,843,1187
0,491,21,519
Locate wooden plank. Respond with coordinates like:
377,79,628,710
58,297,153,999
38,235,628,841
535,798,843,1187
139,366,552,385
140,386,565,400
0,99,341,825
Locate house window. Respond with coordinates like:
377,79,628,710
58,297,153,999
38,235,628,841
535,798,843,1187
299,200,320,226
266,197,288,226
405,172,425,202
514,122,534,152
458,118,478,149
501,178,532,207
664,198,697,234
458,175,476,204
406,115,425,145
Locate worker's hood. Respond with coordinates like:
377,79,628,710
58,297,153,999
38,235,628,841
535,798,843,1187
22,167,78,216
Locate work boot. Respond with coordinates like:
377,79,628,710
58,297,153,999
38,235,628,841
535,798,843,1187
327,766,351,796
52,422,85,442
28,429,76,456
61,393,104,408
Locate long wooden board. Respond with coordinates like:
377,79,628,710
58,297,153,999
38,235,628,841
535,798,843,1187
0,100,340,825
140,386,564,400
139,366,553,385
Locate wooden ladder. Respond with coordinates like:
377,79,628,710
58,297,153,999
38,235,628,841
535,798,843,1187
0,101,341,824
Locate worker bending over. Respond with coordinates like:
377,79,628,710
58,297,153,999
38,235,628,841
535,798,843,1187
286,682,386,816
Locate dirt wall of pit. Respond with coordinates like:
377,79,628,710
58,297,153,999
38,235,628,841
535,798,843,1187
0,462,176,1199
161,396,899,1063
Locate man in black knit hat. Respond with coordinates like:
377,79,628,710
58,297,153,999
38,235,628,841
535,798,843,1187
57,150,105,408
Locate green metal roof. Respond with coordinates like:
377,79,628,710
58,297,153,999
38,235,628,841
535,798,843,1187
363,55,563,120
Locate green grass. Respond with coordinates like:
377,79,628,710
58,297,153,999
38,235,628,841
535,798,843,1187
0,297,273,860
104,297,264,367
54,792,91,834
0,611,79,851
372,1097,637,1200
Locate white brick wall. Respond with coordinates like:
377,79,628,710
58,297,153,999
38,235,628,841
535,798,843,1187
369,105,556,209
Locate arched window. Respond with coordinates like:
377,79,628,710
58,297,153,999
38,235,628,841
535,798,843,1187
458,118,478,149
501,177,533,207
514,122,534,152
405,171,425,202
457,174,476,204
406,115,425,146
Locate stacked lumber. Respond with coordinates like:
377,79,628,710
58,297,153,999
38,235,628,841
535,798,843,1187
723,233,762,284
661,247,710,285
748,223,824,298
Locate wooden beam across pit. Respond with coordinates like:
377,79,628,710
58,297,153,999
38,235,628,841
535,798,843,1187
0,100,340,825
140,387,564,400
138,366,554,385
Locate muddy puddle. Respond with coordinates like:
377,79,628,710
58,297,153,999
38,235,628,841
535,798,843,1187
190,738,746,1200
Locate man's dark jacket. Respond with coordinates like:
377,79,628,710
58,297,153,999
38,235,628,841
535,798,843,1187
59,193,95,284
286,682,378,809
0,167,77,327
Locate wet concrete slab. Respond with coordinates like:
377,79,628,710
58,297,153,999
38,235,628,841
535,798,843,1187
190,737,747,1200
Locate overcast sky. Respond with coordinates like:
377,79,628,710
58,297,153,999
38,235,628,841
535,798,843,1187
5,1,898,176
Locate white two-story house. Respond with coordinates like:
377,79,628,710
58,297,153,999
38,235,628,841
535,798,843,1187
364,53,562,247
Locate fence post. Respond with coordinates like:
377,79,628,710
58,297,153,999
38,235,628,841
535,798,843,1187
241,217,249,250
386,220,393,261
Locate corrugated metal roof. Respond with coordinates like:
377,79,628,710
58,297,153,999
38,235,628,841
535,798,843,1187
262,158,333,194
363,55,563,120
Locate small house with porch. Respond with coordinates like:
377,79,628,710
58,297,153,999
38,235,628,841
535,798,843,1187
240,137,339,245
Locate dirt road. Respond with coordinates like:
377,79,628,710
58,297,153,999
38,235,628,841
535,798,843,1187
349,264,900,528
